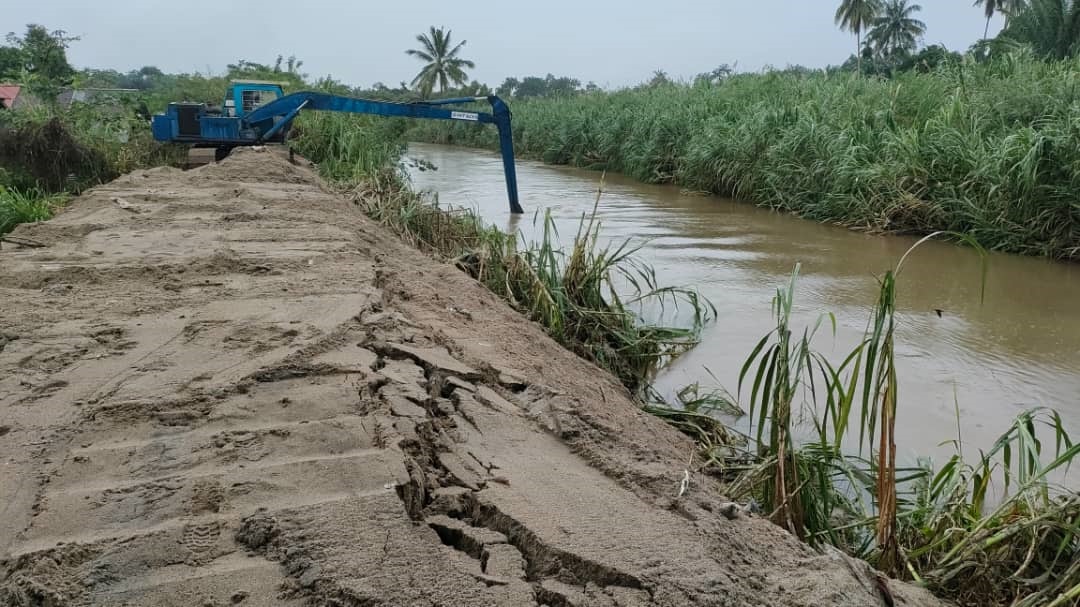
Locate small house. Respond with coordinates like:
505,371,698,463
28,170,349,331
0,85,29,109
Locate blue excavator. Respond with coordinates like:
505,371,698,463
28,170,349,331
151,80,522,213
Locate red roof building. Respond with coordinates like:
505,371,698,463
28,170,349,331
0,85,21,109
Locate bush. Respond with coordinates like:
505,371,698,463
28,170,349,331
0,186,66,235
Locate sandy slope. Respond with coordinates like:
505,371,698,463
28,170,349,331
0,148,946,606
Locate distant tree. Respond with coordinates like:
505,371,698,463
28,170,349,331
273,54,304,75
495,76,519,97
835,0,884,73
312,75,351,95
896,44,962,72
4,24,78,99
0,46,24,80
226,57,304,88
116,66,165,90
646,69,672,87
459,79,491,96
867,0,926,58
975,0,1002,39
76,68,121,88
514,76,548,98
542,74,581,97
499,74,581,99
694,63,735,86
974,0,1027,37
227,59,272,74
1000,0,1080,59
405,26,474,98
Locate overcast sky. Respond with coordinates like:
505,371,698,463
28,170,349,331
6,1,1004,88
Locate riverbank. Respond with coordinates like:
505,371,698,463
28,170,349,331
407,55,1080,260
404,140,1080,454
0,148,943,606
399,143,1080,606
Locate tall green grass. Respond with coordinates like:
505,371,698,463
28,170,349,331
289,112,407,183
292,113,714,393
408,51,1080,260
707,237,1078,606
0,186,66,236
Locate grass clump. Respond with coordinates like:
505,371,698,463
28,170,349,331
0,186,66,236
698,236,1078,606
905,409,1078,606
408,52,1080,260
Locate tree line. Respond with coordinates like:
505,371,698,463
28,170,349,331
4,0,1080,110
835,0,1080,75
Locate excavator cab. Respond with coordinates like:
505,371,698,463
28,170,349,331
224,81,286,118
152,81,290,147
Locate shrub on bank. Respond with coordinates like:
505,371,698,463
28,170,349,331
0,101,184,233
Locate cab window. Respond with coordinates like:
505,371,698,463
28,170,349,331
241,89,280,114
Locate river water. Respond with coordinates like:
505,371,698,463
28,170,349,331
405,142,1080,470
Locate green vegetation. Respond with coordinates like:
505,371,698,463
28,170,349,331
1,25,78,101
675,236,1079,606
494,74,599,99
409,53,1080,259
0,103,183,189
406,27,475,98
0,93,185,235
999,0,1080,59
0,186,65,236
835,0,884,73
866,0,927,58
974,0,1014,40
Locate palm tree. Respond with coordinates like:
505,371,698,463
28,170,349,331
975,0,1003,39
1000,0,1080,59
867,0,927,58
974,0,1027,38
836,0,884,73
405,26,475,98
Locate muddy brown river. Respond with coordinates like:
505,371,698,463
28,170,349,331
406,142,1080,470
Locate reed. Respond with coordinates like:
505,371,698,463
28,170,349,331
716,236,1077,605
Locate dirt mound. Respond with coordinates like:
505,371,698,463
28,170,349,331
0,147,946,606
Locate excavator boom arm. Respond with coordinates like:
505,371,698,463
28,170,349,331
152,89,522,214
246,93,522,214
